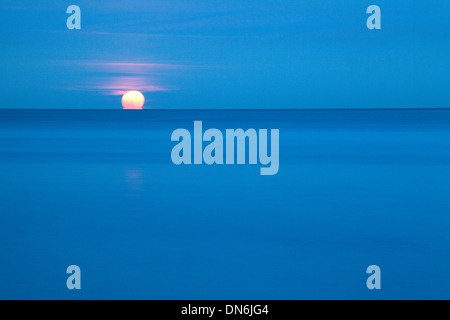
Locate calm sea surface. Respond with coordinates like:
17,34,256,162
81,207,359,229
0,109,449,299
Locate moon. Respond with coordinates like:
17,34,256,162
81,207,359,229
122,91,145,110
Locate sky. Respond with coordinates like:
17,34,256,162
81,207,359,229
0,0,449,109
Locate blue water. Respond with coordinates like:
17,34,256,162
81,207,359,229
0,109,449,299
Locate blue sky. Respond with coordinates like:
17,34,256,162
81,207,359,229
0,0,449,109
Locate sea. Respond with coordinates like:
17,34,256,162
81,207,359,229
0,109,449,299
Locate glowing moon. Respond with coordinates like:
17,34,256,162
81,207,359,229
122,91,145,110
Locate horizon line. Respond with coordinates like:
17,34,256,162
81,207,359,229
0,108,449,111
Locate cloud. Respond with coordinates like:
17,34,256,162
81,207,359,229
62,60,180,95
79,61,182,75
80,76,170,96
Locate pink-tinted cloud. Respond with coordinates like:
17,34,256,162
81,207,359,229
81,76,170,96
62,60,180,95
79,61,182,75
